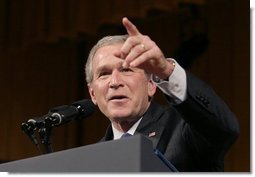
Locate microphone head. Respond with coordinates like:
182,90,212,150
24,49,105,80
27,116,47,130
71,99,95,119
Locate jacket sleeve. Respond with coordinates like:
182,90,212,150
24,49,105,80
168,71,240,161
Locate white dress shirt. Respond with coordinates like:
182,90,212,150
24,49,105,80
112,118,142,140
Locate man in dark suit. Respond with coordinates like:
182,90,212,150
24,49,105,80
85,17,239,172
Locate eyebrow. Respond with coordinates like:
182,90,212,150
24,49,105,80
94,61,124,75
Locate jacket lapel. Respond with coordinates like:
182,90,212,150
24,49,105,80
135,102,168,149
100,125,113,142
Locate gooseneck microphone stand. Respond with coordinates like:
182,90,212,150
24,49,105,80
20,99,95,154
21,116,54,154
38,118,54,154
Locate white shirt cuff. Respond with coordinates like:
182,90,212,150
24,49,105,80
151,59,187,104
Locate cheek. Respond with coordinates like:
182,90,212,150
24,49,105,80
137,81,155,102
130,80,149,98
92,82,108,99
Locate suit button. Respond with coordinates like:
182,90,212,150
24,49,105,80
195,95,210,107
203,100,210,107
195,95,203,100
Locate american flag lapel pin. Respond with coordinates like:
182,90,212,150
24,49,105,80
148,131,156,137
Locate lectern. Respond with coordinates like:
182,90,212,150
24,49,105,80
0,135,173,172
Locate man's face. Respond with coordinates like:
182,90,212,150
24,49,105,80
88,44,156,124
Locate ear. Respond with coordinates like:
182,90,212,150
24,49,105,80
148,80,157,98
87,84,97,105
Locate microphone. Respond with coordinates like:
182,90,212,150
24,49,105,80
21,99,95,130
23,105,69,130
27,115,49,130
47,99,95,126
21,99,95,153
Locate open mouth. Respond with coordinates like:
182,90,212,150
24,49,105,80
109,95,128,101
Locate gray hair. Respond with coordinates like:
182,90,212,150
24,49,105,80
85,35,128,84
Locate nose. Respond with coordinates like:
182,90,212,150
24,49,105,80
109,70,123,89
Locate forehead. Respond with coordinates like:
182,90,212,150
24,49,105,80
92,44,123,68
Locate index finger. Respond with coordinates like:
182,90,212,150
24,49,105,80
122,17,141,36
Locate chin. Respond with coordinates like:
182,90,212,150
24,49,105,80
111,113,131,120
109,112,134,121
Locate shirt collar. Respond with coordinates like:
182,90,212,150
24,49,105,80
112,117,143,140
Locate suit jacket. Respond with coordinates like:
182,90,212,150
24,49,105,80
100,72,240,172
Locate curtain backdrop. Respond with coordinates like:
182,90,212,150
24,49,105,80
0,0,249,172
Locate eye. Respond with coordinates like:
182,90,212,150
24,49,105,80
99,71,110,77
121,68,133,72
96,69,111,79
